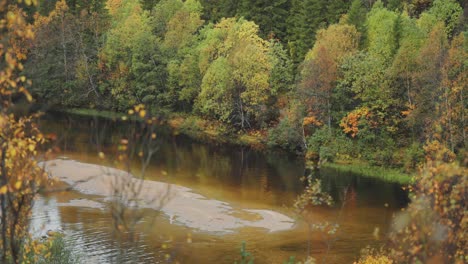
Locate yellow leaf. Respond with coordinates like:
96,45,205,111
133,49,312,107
139,110,146,118
15,181,22,190
0,186,7,194
24,90,33,102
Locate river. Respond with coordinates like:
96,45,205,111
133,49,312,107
33,112,409,263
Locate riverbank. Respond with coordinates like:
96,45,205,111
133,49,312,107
64,108,267,149
61,108,414,184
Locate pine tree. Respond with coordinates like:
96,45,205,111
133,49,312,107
237,0,291,40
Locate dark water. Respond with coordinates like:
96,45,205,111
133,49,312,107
33,112,408,263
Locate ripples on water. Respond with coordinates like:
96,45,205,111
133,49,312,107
31,196,165,263
31,113,409,263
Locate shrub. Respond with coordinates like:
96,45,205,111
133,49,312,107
354,247,393,264
388,160,467,263
403,142,425,170
306,128,355,162
267,116,304,152
23,235,80,264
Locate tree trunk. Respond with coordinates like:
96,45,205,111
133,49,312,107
60,12,68,81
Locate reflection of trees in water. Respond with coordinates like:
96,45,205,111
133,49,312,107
43,110,170,262
308,167,408,208
40,113,409,211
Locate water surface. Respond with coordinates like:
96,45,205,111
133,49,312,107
34,112,408,263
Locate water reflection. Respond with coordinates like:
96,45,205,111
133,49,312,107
34,112,409,263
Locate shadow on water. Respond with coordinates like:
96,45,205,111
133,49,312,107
35,111,409,263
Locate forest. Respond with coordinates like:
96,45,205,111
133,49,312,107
0,0,467,263
23,0,466,173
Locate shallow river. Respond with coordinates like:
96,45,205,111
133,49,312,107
33,112,408,263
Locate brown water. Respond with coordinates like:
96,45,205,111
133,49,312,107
33,112,409,263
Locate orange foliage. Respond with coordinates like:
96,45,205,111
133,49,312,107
389,157,467,263
340,107,370,138
302,115,323,127
401,103,415,117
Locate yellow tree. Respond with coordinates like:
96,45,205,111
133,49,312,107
0,0,48,263
196,18,272,129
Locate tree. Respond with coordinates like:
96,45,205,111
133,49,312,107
300,23,360,130
347,0,367,34
196,57,234,121
389,154,467,263
439,32,467,151
237,0,291,40
389,12,426,138
149,0,184,37
366,1,399,64
27,0,109,108
428,0,463,37
0,1,48,263
196,18,272,129
27,1,78,106
100,0,164,110
287,0,351,64
338,51,399,151
268,39,294,96
160,0,204,110
163,0,204,52
408,23,448,142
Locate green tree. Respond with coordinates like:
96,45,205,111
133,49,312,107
238,0,290,40
101,0,164,110
346,0,367,34
428,0,463,37
287,0,351,64
268,39,294,96
150,0,184,37
196,18,272,129
160,0,204,111
366,2,399,64
28,0,109,108
389,12,426,138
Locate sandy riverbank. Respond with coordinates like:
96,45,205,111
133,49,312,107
41,159,295,233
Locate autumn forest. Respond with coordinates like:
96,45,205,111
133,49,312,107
0,0,467,263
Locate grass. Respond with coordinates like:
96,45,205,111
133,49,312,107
321,162,413,184
22,234,81,264
63,108,125,120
